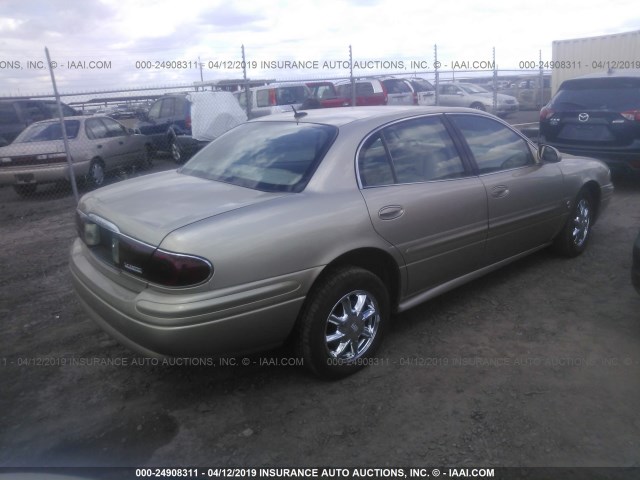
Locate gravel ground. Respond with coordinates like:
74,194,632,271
1,151,639,473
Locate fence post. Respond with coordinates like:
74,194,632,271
45,47,79,204
242,45,251,119
349,45,355,107
434,44,439,106
492,47,497,113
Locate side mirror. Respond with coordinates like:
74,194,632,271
539,144,561,163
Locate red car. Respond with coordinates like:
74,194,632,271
334,79,388,106
305,82,349,108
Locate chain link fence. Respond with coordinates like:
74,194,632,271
0,45,553,213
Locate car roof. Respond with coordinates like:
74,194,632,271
250,105,492,127
571,69,640,80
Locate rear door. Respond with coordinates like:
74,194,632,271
358,114,488,296
447,113,566,265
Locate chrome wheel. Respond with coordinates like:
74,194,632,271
296,266,389,378
572,198,591,248
325,290,380,360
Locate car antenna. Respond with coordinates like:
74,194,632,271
291,106,307,123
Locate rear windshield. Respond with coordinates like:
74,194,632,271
552,78,640,110
275,87,310,105
179,121,338,192
14,120,81,142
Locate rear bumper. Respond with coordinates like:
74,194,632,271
0,160,90,186
70,239,316,358
540,139,640,174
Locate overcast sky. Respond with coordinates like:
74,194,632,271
1,0,639,98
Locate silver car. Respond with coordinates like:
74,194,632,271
437,82,519,117
70,106,613,378
0,115,152,196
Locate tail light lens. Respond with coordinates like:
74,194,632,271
144,249,213,287
77,212,213,287
185,115,192,130
269,88,277,106
621,110,640,122
540,106,554,121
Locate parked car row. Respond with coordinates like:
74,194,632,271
231,78,519,118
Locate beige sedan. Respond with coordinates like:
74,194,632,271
71,106,613,378
0,115,152,196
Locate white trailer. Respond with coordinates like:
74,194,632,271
551,30,640,95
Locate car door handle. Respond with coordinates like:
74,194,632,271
96,144,102,149
378,205,404,220
491,185,509,198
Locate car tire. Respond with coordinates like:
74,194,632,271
470,102,486,111
553,189,594,257
170,138,184,164
295,266,389,379
86,159,106,189
13,184,37,197
138,144,154,170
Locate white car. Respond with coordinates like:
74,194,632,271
437,82,519,117
234,83,312,119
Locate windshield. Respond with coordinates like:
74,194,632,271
552,78,640,111
179,121,338,192
14,120,80,143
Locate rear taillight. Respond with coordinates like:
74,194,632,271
185,115,192,129
621,110,640,122
269,88,277,106
77,212,212,287
540,106,554,121
144,249,212,287
381,84,388,105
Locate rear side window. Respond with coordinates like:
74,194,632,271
450,115,534,174
14,120,81,142
0,103,19,124
256,89,271,107
275,86,308,105
180,121,337,192
359,116,466,187
382,79,412,94
159,98,176,118
552,78,640,110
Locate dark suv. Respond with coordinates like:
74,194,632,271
135,94,195,163
540,70,640,175
0,99,77,146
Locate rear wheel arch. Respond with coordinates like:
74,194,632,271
582,180,602,221
325,248,401,309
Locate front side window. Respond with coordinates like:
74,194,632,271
180,121,337,192
102,118,128,137
85,118,109,140
450,114,534,174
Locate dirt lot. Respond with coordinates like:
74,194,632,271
1,153,639,472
